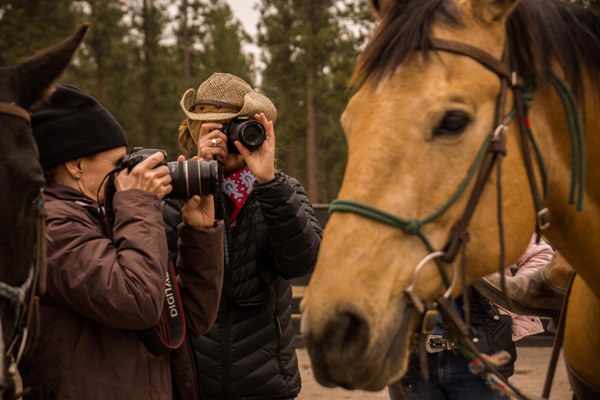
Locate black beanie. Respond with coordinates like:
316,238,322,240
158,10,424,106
31,84,128,169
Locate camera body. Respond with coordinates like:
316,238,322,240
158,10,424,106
119,147,167,171
221,117,266,154
101,147,221,239
117,147,222,198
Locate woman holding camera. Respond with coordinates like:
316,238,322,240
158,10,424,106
163,73,322,399
20,84,224,399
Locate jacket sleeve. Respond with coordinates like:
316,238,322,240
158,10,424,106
515,235,555,276
44,190,168,330
175,221,224,338
253,172,323,279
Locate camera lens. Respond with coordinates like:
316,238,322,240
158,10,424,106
166,159,222,198
239,122,265,148
226,118,266,154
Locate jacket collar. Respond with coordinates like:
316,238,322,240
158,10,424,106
44,183,95,205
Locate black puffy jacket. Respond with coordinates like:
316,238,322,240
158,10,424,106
163,172,322,400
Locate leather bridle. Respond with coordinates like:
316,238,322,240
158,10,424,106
331,37,549,306
329,38,553,399
0,103,30,125
0,101,47,395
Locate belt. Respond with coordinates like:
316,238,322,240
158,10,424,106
425,334,455,353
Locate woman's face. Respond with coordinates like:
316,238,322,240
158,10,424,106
78,147,126,201
220,148,246,174
191,104,246,174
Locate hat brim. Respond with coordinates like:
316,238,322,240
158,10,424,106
180,89,277,124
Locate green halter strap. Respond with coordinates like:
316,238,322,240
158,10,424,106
550,76,586,211
330,119,503,288
329,73,585,284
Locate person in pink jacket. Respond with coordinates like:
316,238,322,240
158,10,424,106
389,235,562,400
495,235,555,341
475,236,572,321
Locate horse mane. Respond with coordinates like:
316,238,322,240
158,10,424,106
354,0,600,101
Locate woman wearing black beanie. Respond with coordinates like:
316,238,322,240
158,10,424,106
20,84,224,399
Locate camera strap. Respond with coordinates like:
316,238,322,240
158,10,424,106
99,171,187,355
137,258,187,355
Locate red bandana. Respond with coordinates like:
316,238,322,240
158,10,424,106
222,167,255,225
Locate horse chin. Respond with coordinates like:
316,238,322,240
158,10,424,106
307,299,419,391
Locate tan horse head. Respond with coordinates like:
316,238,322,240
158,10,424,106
301,0,600,393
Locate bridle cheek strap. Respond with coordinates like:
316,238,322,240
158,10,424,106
3,190,47,367
0,103,31,125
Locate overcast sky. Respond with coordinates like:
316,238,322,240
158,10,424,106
223,0,262,79
224,0,260,38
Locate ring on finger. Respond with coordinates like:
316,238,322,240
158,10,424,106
211,138,218,147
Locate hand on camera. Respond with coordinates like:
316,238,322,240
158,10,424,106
234,113,275,183
115,151,172,199
178,155,216,229
197,122,228,163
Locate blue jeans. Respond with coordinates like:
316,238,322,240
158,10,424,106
388,351,509,400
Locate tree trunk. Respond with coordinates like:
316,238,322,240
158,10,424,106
283,88,297,177
304,0,318,202
180,0,191,90
89,0,106,103
141,0,155,146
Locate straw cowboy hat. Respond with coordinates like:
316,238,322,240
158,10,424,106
180,73,277,124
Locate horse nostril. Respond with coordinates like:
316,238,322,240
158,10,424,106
323,309,370,364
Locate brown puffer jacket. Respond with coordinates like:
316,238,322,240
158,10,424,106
20,183,224,400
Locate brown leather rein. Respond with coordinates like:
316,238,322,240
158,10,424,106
0,101,47,394
415,38,549,400
429,38,549,265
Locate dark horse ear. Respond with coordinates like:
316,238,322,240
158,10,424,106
11,23,89,109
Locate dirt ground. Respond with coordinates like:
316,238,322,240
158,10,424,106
296,346,572,399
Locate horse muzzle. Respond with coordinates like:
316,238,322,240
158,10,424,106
301,297,419,390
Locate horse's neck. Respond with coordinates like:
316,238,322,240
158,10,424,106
531,78,600,297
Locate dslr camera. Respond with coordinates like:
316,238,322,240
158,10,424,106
221,117,266,154
101,147,221,238
114,147,222,198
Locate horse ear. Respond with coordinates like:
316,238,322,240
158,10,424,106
13,23,89,109
471,0,520,23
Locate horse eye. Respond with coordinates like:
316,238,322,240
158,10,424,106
25,186,42,209
433,111,471,137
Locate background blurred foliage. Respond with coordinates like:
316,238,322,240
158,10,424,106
2,0,594,201
0,0,373,203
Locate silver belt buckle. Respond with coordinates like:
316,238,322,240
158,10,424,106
425,334,451,353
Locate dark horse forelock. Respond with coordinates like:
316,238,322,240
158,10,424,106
353,0,461,86
355,0,600,102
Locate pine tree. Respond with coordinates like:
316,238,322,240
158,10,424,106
257,0,373,202
0,0,82,65
0,0,373,200
197,0,255,84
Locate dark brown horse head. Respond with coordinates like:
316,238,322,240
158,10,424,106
0,24,88,398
